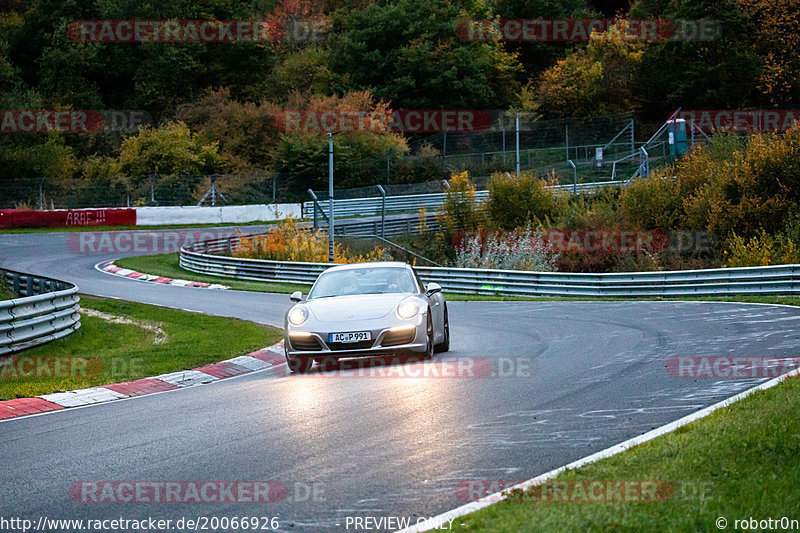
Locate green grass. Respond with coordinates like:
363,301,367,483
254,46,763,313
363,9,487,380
454,376,800,532
114,253,309,294
0,219,294,234
0,283,18,301
0,295,282,399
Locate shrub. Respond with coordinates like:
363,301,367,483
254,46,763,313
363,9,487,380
486,171,565,230
680,131,800,237
619,175,683,230
233,217,385,263
437,171,486,233
453,228,559,272
724,230,799,267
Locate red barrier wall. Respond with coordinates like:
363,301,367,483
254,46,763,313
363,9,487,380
0,209,137,229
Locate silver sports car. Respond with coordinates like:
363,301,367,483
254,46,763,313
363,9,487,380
284,262,449,373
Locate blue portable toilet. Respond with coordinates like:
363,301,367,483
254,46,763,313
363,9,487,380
666,118,688,156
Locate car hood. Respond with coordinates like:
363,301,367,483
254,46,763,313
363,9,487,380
306,293,412,322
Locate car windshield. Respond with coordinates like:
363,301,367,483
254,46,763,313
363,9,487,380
308,267,417,299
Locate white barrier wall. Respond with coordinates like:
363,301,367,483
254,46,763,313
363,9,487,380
135,203,302,226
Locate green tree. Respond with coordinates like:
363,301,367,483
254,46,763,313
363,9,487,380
630,0,761,118
118,122,223,204
327,0,521,109
533,21,644,118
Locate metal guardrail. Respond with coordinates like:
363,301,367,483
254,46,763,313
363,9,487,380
180,237,800,297
303,180,627,219
0,269,81,355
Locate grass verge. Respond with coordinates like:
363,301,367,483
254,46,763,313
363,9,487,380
114,253,309,294
0,295,282,399
0,283,17,301
454,376,800,532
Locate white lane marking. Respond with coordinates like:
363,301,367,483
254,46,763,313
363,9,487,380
397,366,800,533
225,355,274,371
40,387,127,407
155,369,219,388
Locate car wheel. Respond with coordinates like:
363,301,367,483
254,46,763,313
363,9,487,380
286,351,313,373
434,305,450,353
424,312,434,360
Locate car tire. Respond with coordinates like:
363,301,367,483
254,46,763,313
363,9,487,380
286,352,313,374
423,312,434,360
434,305,450,353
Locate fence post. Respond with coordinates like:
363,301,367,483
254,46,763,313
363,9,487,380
502,120,506,167
630,116,635,154
441,132,447,174
515,113,520,177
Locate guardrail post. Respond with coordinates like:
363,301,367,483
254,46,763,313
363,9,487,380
308,189,319,229
568,159,577,194
376,184,386,238
640,146,650,178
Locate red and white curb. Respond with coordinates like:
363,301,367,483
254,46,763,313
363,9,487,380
0,341,286,421
97,260,229,290
398,366,800,532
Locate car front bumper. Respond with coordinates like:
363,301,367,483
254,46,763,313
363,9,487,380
285,314,427,358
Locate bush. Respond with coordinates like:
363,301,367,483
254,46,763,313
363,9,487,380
619,175,684,230
486,171,565,230
453,229,559,271
680,131,800,237
233,217,385,263
437,171,487,233
724,230,799,267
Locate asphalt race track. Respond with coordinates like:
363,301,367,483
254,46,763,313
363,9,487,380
1,229,799,531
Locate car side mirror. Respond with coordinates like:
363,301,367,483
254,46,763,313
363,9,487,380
425,282,442,295
290,291,303,302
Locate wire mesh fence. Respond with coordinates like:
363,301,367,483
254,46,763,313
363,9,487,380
2,111,688,209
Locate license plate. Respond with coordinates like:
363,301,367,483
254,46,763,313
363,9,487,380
329,331,371,343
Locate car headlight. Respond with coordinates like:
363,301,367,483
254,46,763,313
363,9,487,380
288,306,309,326
397,299,420,320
